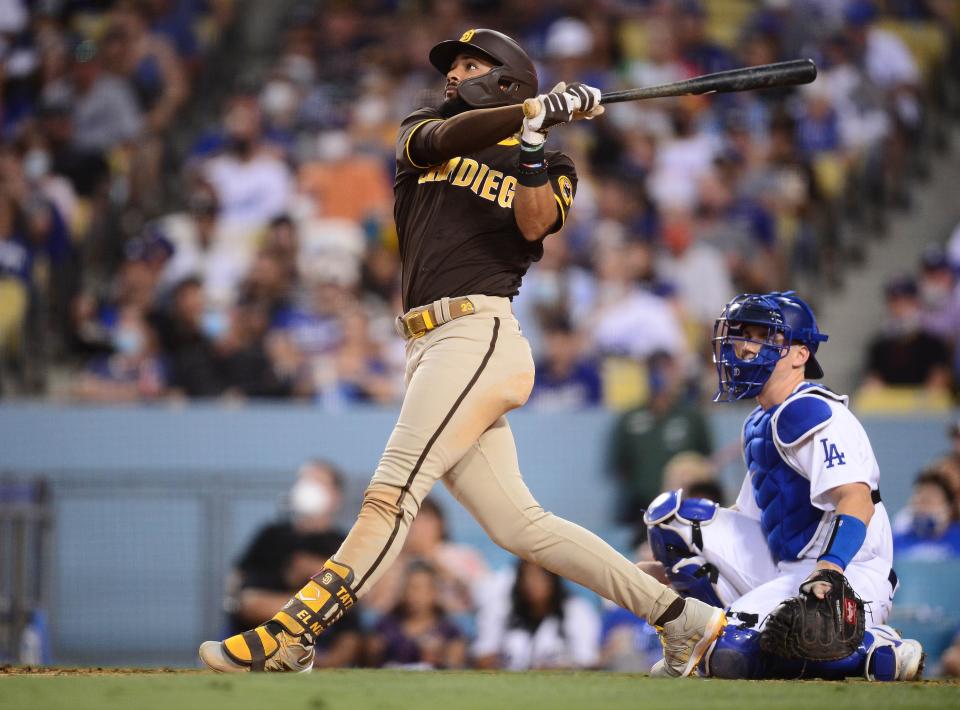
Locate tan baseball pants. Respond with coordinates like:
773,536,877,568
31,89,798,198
331,295,679,622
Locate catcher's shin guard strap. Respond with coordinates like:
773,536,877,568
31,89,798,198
273,560,357,638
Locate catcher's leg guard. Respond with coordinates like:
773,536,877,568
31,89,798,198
864,625,924,681
703,626,924,681
701,624,766,679
646,490,726,608
206,560,357,673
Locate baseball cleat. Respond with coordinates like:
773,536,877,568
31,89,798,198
867,625,925,681
200,560,357,673
199,624,315,673
651,598,726,677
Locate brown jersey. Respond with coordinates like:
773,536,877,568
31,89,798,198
394,106,577,310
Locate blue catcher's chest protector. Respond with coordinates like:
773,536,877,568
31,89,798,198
743,384,836,562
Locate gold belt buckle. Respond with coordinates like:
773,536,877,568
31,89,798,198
403,310,429,339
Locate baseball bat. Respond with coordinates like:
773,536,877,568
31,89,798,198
600,59,817,105
522,59,817,117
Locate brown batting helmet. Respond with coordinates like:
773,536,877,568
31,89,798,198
429,29,538,108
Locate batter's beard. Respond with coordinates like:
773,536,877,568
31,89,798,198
439,95,471,118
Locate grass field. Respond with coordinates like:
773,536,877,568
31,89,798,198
1,669,959,710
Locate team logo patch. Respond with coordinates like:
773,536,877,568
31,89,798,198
460,29,476,42
558,175,574,206
819,438,846,468
321,572,334,586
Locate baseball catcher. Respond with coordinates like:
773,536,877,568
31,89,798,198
645,292,924,680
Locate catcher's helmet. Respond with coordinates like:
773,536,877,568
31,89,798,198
429,29,538,108
712,291,828,402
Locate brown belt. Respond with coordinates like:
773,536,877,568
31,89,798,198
395,296,476,340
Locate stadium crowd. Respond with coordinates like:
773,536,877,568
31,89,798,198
0,0,957,408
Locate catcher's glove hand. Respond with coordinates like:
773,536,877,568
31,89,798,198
759,568,865,661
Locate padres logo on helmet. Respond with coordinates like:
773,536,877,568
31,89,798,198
429,28,538,108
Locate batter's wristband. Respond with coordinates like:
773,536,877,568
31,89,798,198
518,143,548,187
818,514,867,570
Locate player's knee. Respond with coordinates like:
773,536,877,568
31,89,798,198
703,625,765,679
359,483,404,521
644,490,725,607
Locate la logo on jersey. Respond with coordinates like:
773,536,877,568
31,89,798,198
820,438,846,468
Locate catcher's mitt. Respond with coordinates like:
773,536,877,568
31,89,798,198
759,569,865,660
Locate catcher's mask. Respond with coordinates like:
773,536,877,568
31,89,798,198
712,291,828,402
429,28,538,108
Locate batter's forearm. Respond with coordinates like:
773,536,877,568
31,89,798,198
514,182,559,241
414,105,524,164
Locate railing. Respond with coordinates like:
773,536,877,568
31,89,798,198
0,476,53,664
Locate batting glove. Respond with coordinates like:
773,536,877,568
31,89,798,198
521,82,574,146
564,82,604,120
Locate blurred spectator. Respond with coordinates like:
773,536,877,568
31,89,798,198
863,275,952,391
592,242,686,360
662,451,724,505
674,1,737,75
696,162,778,294
527,314,601,410
918,245,960,343
656,207,734,330
608,350,712,526
647,99,718,212
364,497,488,616
151,275,223,397
298,130,392,225
512,232,597,356
227,459,361,667
157,180,248,309
942,629,960,678
216,294,295,399
102,2,188,209
367,559,467,670
104,3,188,135
893,469,960,561
935,422,960,500
685,479,727,507
473,560,600,671
61,38,143,157
325,307,398,407
202,94,293,235
72,304,166,402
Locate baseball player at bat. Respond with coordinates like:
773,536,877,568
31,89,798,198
645,292,925,680
200,28,725,675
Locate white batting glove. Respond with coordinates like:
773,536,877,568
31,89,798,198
521,82,574,146
564,82,604,120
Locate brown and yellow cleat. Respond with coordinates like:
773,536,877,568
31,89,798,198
199,560,356,673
